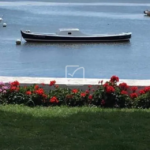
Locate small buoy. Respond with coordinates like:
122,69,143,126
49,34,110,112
16,39,21,45
3,23,7,27
0,18,3,22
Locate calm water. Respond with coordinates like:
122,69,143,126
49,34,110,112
0,0,150,79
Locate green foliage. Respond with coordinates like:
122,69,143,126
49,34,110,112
1,76,150,108
134,92,150,108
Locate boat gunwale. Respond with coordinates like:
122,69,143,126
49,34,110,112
21,30,132,38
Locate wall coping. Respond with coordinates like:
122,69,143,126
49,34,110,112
0,76,150,86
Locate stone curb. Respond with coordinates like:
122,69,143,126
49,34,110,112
0,76,150,87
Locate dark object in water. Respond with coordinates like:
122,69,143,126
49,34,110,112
144,10,150,16
21,28,132,43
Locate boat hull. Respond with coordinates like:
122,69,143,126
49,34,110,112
21,31,131,42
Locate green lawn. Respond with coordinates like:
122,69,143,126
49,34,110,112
0,105,150,150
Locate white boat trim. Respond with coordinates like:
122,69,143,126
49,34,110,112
23,32,132,38
24,38,130,42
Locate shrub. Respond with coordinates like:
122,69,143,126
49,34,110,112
1,76,150,108
134,89,150,109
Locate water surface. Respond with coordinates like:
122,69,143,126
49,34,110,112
0,0,150,79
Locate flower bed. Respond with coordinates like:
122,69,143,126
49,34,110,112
0,75,150,108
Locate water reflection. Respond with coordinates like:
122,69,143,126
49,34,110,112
22,40,130,47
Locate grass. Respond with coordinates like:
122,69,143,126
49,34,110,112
0,105,150,150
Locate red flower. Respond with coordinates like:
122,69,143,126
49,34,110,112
80,92,86,97
88,85,92,88
85,90,89,94
42,94,47,98
130,93,138,99
11,81,20,87
50,96,59,103
55,85,59,88
106,85,115,94
110,75,119,83
16,87,19,92
10,86,17,91
49,80,56,86
72,89,78,94
26,91,32,95
103,82,109,88
119,83,128,90
34,85,39,90
101,100,105,105
35,88,44,95
10,86,19,92
121,90,128,95
98,80,103,84
88,95,93,100
139,90,145,95
144,87,150,93
131,86,138,93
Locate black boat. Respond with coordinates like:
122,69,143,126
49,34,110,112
21,28,132,42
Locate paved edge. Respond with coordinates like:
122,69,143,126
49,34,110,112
0,76,150,87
